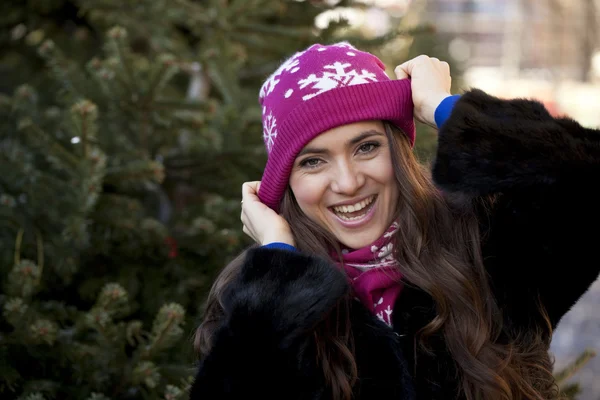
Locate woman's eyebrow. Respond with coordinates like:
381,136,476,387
297,130,384,157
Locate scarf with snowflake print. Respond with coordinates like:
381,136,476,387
337,222,403,327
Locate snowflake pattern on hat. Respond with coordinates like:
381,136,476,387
259,42,384,154
259,50,305,101
263,109,278,152
298,61,379,101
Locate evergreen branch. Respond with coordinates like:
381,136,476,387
104,160,164,185
144,304,185,360
113,73,137,96
37,40,80,103
70,100,99,161
140,55,179,154
141,111,149,156
558,382,581,398
222,32,266,49
339,24,436,49
223,31,296,54
81,111,89,158
229,0,310,19
164,149,263,169
14,227,24,266
236,62,283,80
0,214,24,231
0,361,21,392
114,34,139,93
102,27,135,95
236,23,314,39
172,0,213,24
153,99,212,111
144,64,171,104
554,349,597,384
19,122,80,169
13,227,46,288
144,316,175,359
30,171,75,196
35,228,44,286
92,317,110,342
92,218,138,231
94,193,144,217
204,61,234,104
226,0,263,16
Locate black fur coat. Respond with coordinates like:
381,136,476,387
189,89,600,399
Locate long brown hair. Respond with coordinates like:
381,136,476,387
195,122,558,400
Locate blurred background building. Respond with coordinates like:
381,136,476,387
425,0,600,127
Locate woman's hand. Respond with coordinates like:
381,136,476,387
394,55,453,129
241,181,295,247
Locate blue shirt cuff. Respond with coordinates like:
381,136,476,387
434,94,461,128
262,242,297,252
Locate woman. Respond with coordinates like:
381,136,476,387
189,43,600,400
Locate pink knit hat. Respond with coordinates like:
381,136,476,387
258,42,415,211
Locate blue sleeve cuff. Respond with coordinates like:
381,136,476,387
434,94,461,128
262,242,297,252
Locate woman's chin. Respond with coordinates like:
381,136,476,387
335,229,384,250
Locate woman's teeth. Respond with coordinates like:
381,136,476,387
332,195,375,220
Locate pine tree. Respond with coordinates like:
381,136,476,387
0,1,431,399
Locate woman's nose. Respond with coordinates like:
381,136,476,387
330,162,365,195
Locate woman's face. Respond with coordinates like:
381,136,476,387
289,120,399,249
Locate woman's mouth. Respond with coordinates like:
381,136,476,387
329,195,377,227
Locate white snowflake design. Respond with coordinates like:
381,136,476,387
345,238,398,270
377,243,394,260
263,111,278,152
331,42,354,49
298,61,378,101
331,42,359,57
376,304,394,327
259,51,304,100
384,222,400,238
346,259,398,271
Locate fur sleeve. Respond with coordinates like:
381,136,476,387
432,89,600,196
432,89,600,330
189,247,348,399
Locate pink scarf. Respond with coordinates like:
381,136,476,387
335,222,404,327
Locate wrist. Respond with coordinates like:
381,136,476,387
425,92,452,128
434,94,461,128
262,231,295,247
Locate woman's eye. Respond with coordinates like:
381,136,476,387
300,158,322,168
357,142,380,154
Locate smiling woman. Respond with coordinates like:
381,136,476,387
189,42,600,400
